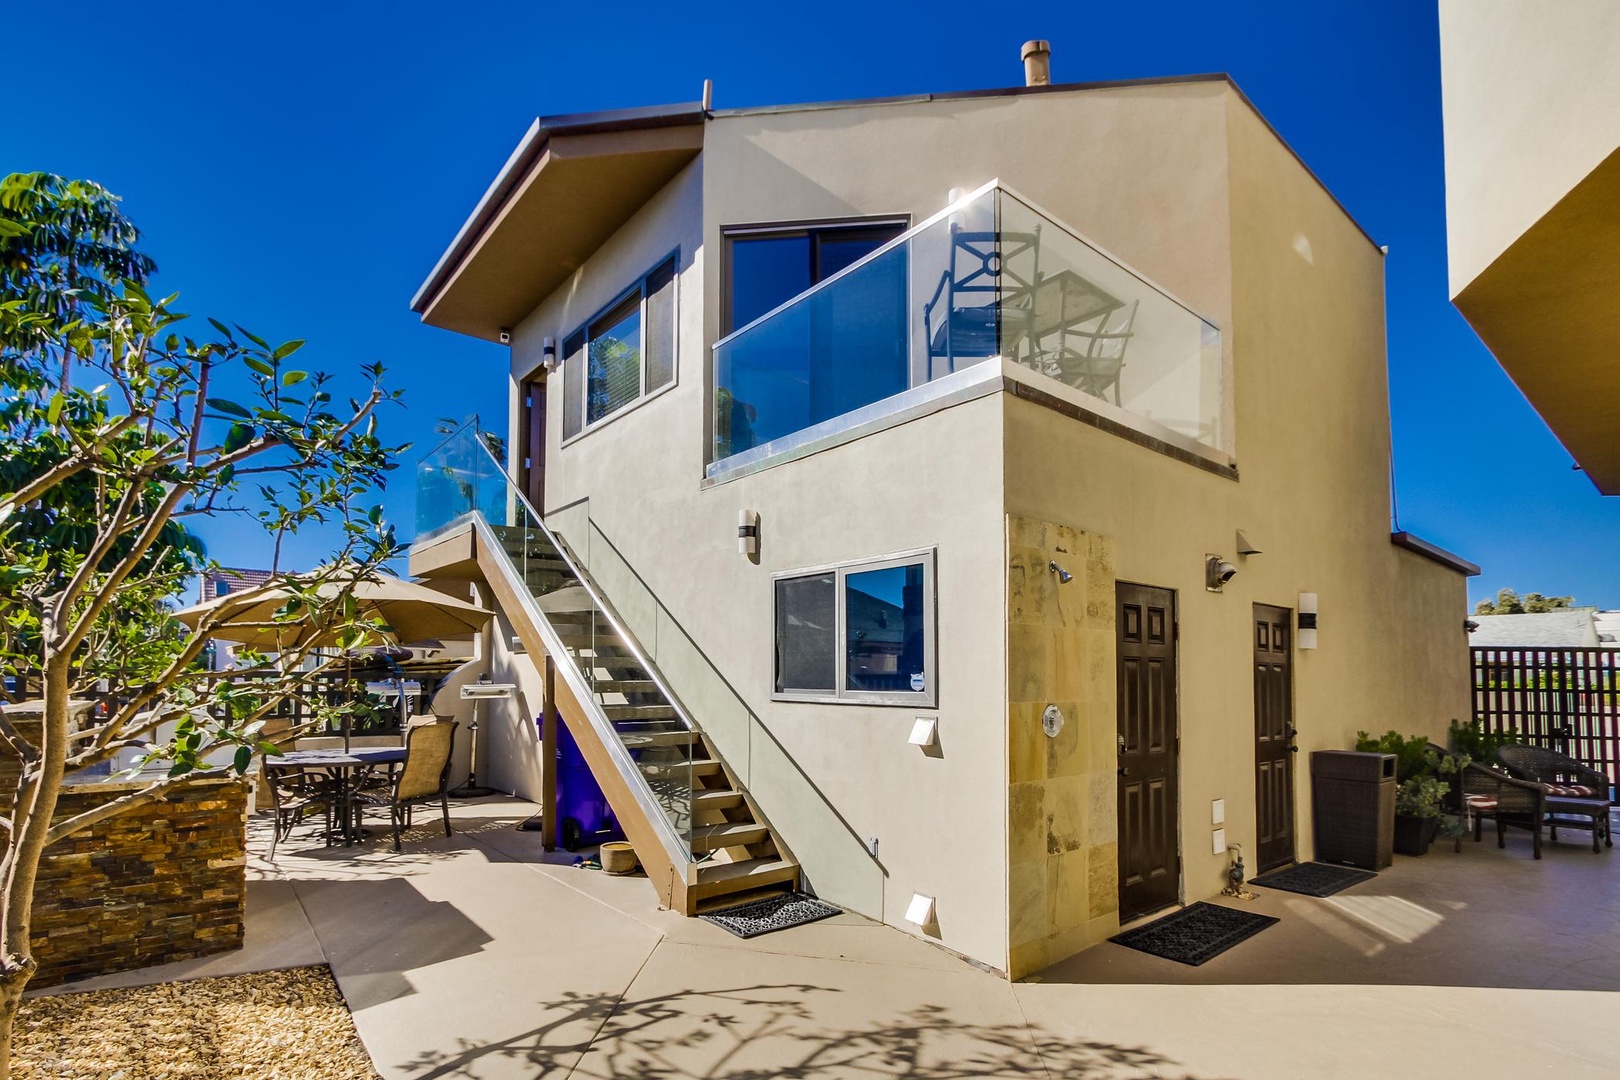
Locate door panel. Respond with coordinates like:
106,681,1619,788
521,377,546,510
1117,583,1179,921
1253,604,1296,871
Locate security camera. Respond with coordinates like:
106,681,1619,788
1205,555,1238,592
498,328,512,345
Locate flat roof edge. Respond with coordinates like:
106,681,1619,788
1391,531,1481,576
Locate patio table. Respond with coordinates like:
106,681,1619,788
268,748,407,845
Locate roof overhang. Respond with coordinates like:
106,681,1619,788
1452,144,1620,493
1391,531,1480,576
412,103,705,342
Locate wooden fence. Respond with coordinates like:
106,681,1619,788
1471,646,1620,794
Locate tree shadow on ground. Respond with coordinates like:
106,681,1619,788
398,982,1221,1080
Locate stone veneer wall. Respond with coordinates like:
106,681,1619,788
1006,515,1120,979
6,768,249,988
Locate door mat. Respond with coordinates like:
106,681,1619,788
1110,902,1278,966
1250,861,1377,898
700,891,841,939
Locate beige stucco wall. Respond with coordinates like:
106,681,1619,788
1439,0,1620,295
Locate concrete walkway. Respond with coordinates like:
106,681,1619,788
48,797,1620,1079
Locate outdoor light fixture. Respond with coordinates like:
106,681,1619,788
1048,560,1073,585
1298,592,1319,649
737,509,759,556
540,336,557,370
1465,619,1480,634
905,892,936,927
498,328,512,345
1205,555,1238,592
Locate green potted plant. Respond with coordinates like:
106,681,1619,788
1355,730,1467,856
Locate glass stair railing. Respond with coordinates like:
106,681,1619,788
416,424,797,903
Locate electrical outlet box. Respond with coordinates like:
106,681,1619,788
1211,799,1225,825
1212,828,1227,855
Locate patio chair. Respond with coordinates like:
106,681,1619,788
1451,761,1548,857
353,719,458,852
1497,745,1614,854
263,767,335,859
924,225,1042,378
1052,299,1138,405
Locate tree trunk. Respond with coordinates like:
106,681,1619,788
0,648,71,1077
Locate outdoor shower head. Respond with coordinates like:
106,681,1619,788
1048,561,1073,585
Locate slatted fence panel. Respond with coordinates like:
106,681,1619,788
1471,646,1620,795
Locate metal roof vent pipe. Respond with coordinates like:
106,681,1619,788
1022,40,1052,87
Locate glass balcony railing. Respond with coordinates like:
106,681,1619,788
712,181,1223,465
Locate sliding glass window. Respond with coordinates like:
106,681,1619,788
561,254,677,440
773,549,935,706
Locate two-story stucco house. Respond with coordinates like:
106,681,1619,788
407,47,1475,978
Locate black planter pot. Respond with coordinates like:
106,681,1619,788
1393,813,1434,856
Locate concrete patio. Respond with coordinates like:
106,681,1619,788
41,797,1620,1079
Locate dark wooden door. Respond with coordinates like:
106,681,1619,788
521,376,546,510
1253,603,1296,871
1116,582,1179,921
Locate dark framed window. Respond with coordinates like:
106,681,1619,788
561,254,677,440
773,549,936,705
724,220,906,335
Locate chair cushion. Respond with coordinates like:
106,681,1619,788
1463,794,1498,812
1542,783,1599,798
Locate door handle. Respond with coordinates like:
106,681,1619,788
1118,766,1130,776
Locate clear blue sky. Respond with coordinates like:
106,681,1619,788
7,1,1616,608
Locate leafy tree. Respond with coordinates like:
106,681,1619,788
0,173,407,1074
1473,588,1575,615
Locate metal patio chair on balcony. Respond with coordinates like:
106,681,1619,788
353,718,459,852
924,225,1042,379
1051,299,1138,405
1497,744,1614,854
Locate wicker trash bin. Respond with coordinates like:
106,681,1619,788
1311,750,1396,869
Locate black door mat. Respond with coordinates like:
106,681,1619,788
1110,902,1279,966
1249,861,1377,897
700,891,841,939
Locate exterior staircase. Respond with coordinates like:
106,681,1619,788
414,438,797,913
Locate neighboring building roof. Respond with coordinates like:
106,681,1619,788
1592,610,1620,645
1468,609,1600,648
200,568,273,603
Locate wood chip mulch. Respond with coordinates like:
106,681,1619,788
15,965,379,1079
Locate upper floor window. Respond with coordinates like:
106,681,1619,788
561,254,677,441
724,220,906,334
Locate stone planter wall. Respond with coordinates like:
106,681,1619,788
0,759,250,988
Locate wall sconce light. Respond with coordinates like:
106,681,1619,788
904,892,936,927
1464,619,1479,634
1205,555,1238,592
540,336,558,371
1048,560,1073,585
1236,530,1262,556
908,716,938,747
737,509,759,556
1298,592,1319,649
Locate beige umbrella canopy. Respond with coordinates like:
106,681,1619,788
174,573,492,652
174,572,493,751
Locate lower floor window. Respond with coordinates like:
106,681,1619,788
775,550,935,704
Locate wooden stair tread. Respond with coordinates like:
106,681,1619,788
692,857,798,898
594,679,659,694
692,790,744,810
691,822,770,851
603,704,678,721
617,729,696,748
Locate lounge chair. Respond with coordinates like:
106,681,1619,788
1497,745,1613,854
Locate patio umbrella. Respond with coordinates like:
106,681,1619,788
175,573,492,750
